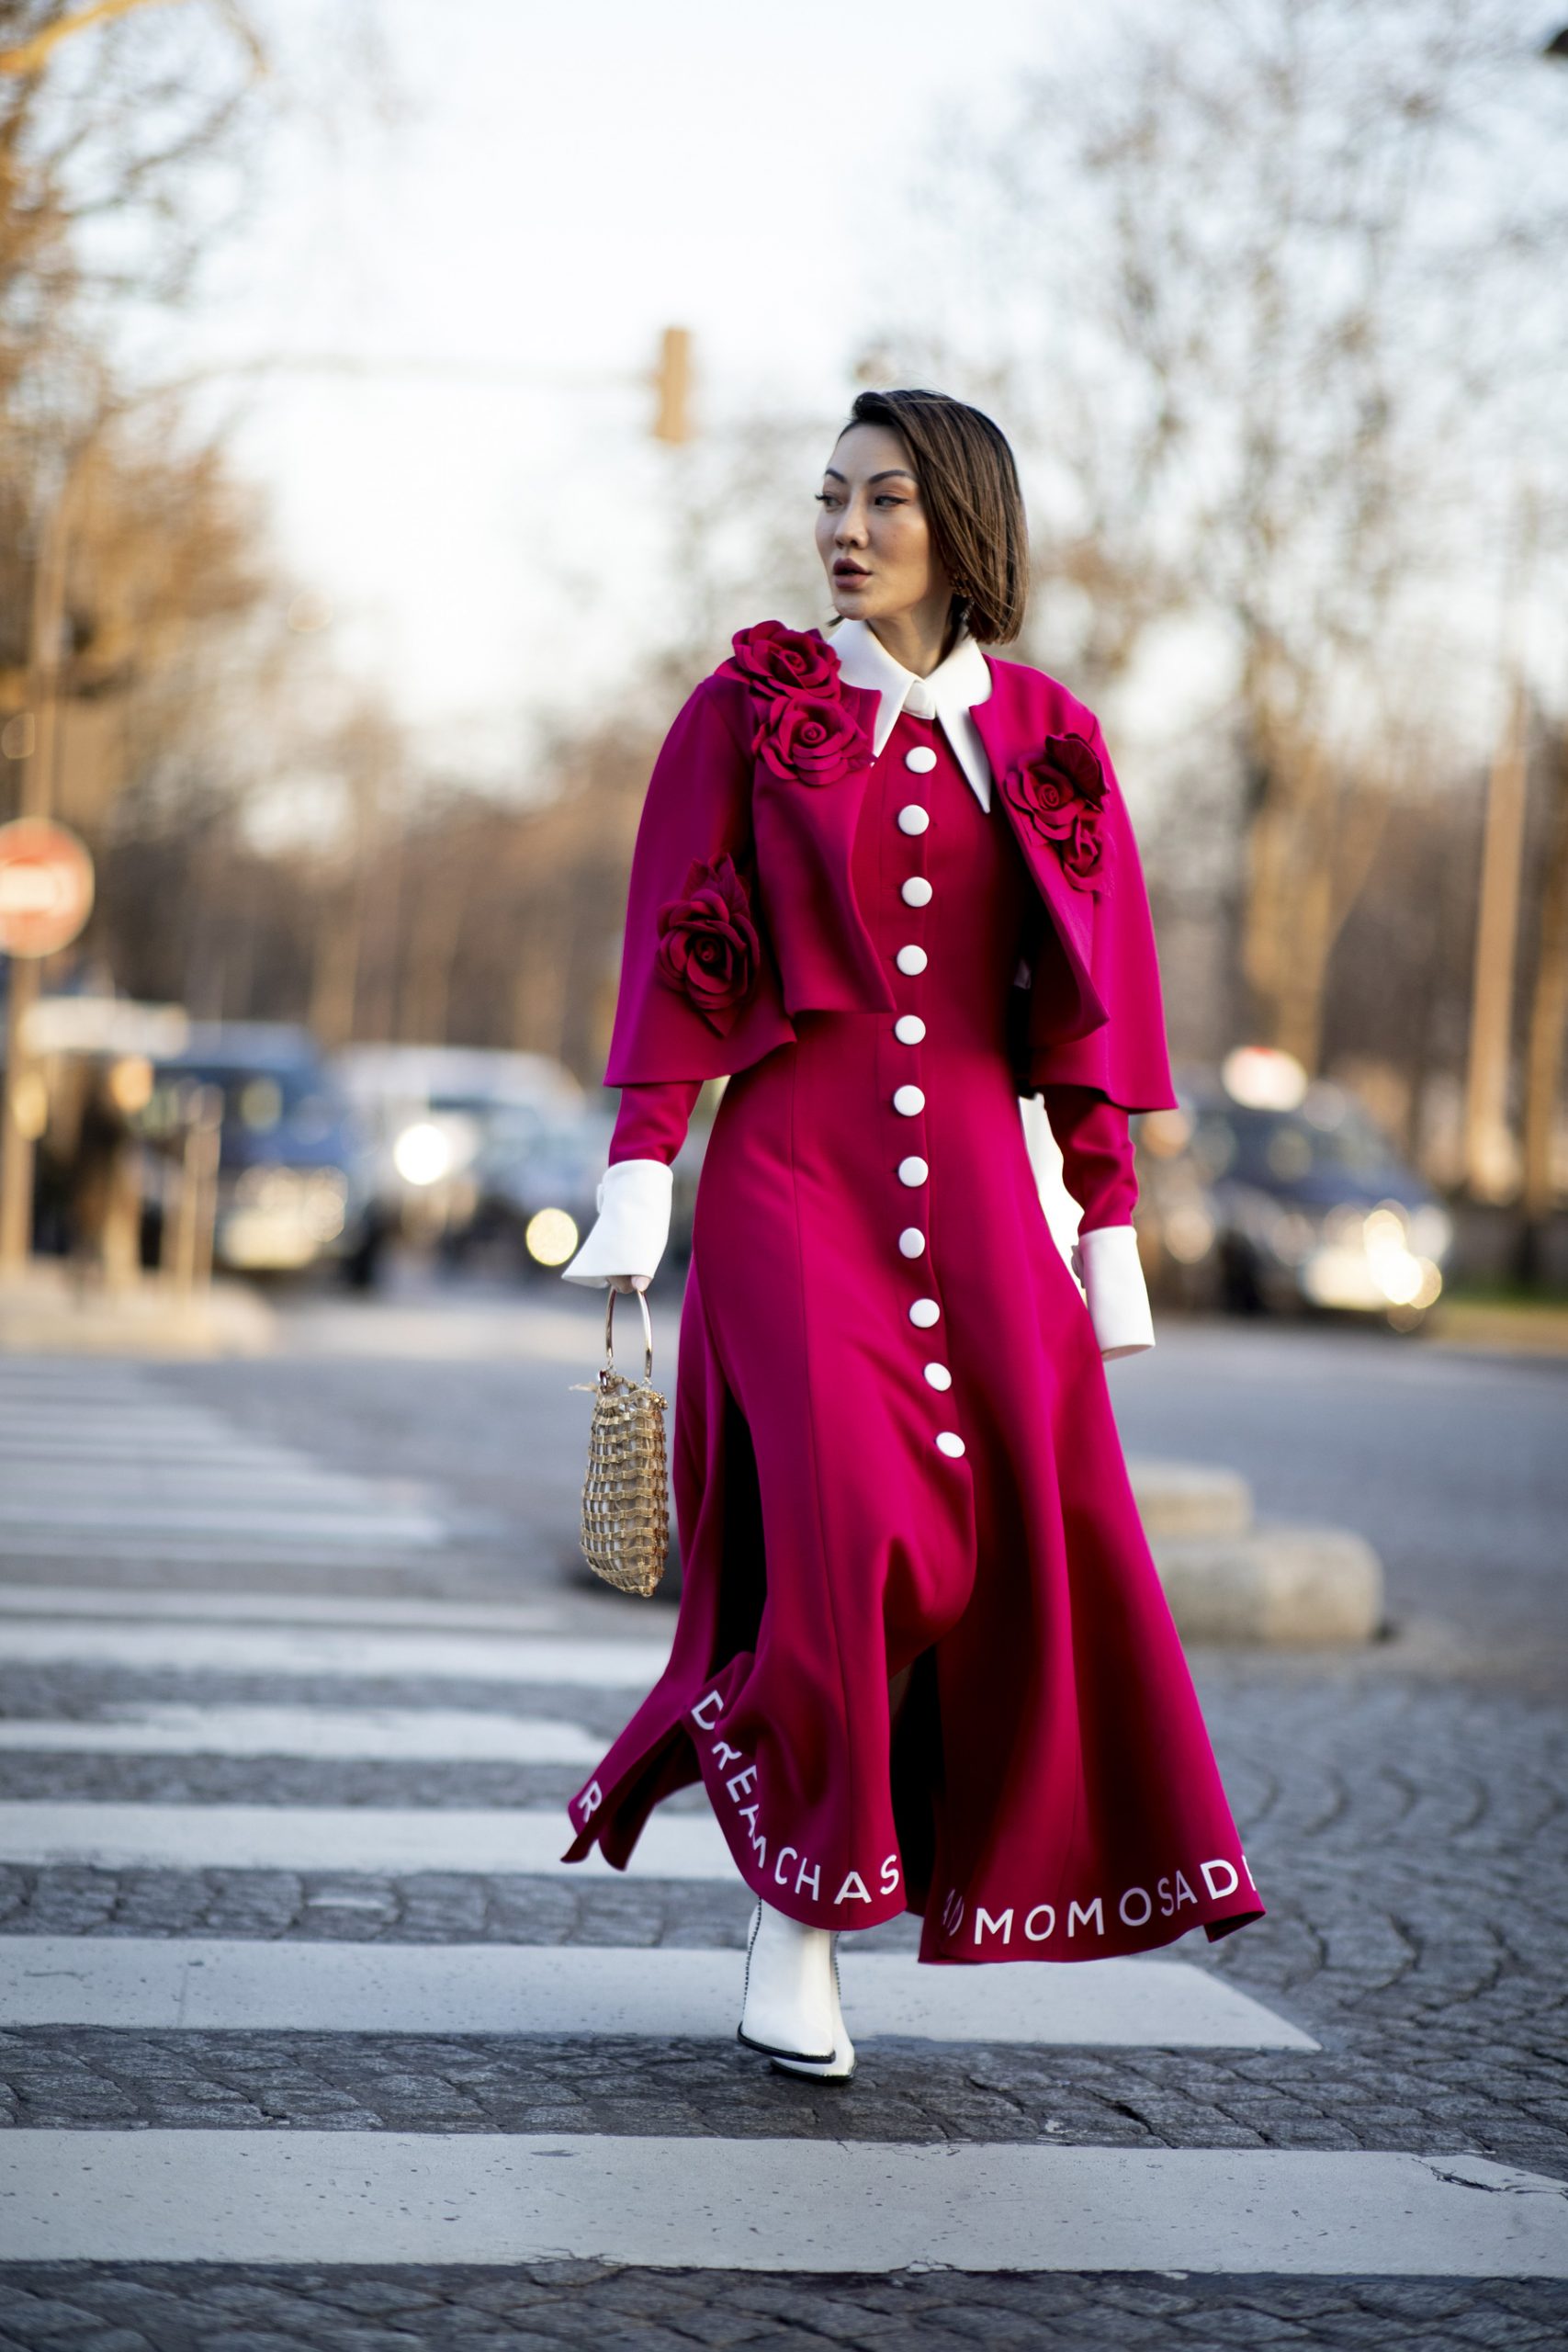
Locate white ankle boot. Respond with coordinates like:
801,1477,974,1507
737,1899,856,2082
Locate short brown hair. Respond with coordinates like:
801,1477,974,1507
843,388,1029,644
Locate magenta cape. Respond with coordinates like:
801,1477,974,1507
564,632,1262,1963
600,650,1179,1115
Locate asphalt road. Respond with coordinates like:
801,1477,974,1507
162,1272,1568,1682
1111,1318,1568,1678
2,1281,1563,2346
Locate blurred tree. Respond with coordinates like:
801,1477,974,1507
0,0,274,401
0,0,389,984
893,0,1567,1076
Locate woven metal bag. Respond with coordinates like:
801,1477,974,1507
572,1285,671,1597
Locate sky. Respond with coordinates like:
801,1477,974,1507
164,0,1061,777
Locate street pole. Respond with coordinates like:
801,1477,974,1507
1519,724,1568,1272
1461,673,1529,1204
0,467,73,1276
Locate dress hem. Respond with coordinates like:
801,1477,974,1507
559,1694,1267,1965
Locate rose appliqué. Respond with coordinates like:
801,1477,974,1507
1002,732,1111,893
1059,808,1108,891
752,690,866,787
654,852,761,1032
724,620,839,699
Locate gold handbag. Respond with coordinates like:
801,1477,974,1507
572,1284,671,1597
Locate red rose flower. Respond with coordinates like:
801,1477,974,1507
753,691,867,786
1002,732,1107,841
1060,808,1110,894
726,620,840,699
654,853,760,1031
1002,731,1111,893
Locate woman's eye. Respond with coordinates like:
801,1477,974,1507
874,495,907,507
814,492,840,508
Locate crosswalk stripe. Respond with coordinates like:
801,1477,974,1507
0,1936,1318,2049
0,1703,599,1761
0,1623,670,1684
0,1413,276,1438
0,1423,322,1449
0,1378,453,1556
0,1468,404,1498
0,1535,458,1568
0,1503,443,1541
0,1586,562,1633
0,1801,715,1875
6,1357,1519,2298
0,1430,303,1453
4,2134,1562,2272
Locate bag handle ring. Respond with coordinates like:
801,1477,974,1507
604,1282,655,1382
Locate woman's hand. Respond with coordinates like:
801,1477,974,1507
607,1273,651,1293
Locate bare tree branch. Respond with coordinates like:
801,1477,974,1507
0,0,183,80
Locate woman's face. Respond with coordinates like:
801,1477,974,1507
815,423,953,628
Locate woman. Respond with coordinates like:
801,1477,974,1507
560,389,1262,2083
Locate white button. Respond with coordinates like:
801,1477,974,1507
904,745,938,774
908,1297,941,1329
895,944,928,976
897,805,930,836
893,1084,925,1117
898,1227,926,1256
897,1157,929,1188
923,1363,953,1391
900,876,933,908
894,1014,926,1045
935,1430,965,1459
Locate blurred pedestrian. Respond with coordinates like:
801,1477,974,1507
70,1058,151,1290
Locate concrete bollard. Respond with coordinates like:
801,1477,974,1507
1151,1524,1385,1646
1129,1457,1253,1541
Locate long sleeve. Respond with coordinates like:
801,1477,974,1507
1043,1085,1137,1235
1014,712,1179,1116
560,665,795,1293
1043,1082,1156,1360
608,1080,704,1169
559,1080,704,1288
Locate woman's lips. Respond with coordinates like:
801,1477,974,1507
834,564,870,582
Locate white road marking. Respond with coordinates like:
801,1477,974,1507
0,1384,453,1554
0,1801,712,1876
0,1469,401,1498
0,1937,1318,2049
0,1705,599,1763
0,1535,453,1568
0,1414,271,1440
4,2134,1562,2272
0,1434,317,1461
0,1503,443,1542
0,1586,562,1634
0,1623,669,1685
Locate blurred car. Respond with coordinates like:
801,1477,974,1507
1136,1057,1452,1331
468,1087,712,1280
142,1023,381,1284
333,1045,582,1250
467,1103,618,1276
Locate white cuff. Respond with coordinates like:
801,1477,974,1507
1070,1223,1155,1359
559,1159,673,1287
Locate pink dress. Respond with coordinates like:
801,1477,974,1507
562,630,1262,1963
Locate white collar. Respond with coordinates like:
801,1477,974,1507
829,616,995,812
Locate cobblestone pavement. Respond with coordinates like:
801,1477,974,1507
0,1332,1564,2348
0,2263,1562,2350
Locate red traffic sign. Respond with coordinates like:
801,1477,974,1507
0,818,96,959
